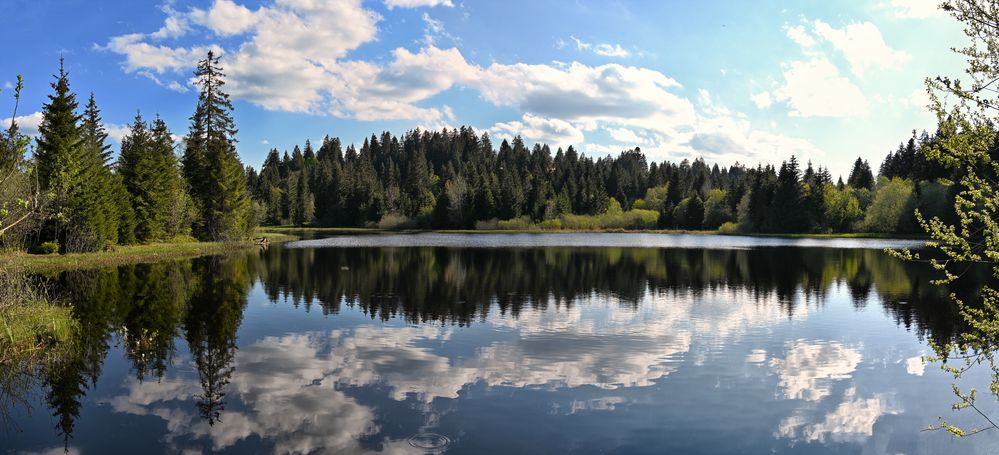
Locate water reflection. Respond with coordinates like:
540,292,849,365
4,237,996,454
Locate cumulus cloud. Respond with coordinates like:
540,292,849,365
475,61,693,133
785,24,816,48
751,92,773,109
812,20,910,77
773,58,869,117
103,0,826,167
188,0,260,36
1,111,43,137
488,114,585,147
99,34,220,74
384,0,454,9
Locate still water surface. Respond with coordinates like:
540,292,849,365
4,233,998,454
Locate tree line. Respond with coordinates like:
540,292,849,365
248,125,959,234
1,52,251,253
3,56,967,249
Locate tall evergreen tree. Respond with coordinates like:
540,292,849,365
847,158,875,190
36,59,117,251
78,94,120,247
183,51,251,240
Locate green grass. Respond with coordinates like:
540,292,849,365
0,272,75,365
0,231,297,274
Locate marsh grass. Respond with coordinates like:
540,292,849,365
0,270,75,424
0,232,297,274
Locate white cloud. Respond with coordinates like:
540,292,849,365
812,20,910,77
188,0,260,36
905,88,930,110
105,123,131,144
751,91,773,109
474,61,693,135
104,0,825,167
100,34,220,74
785,24,816,48
150,14,189,40
698,88,731,117
138,71,189,93
769,341,862,402
772,58,869,117
421,13,460,47
905,355,925,376
1,111,43,137
384,0,454,9
889,0,945,19
489,114,585,147
605,127,645,145
778,388,896,444
569,36,631,58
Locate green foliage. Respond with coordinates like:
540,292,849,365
672,196,704,230
29,241,59,255
823,184,864,232
702,188,732,230
35,60,121,252
183,52,252,241
0,75,44,248
718,221,739,234
887,0,999,437
119,114,191,242
863,177,915,233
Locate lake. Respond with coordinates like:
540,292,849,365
3,233,998,454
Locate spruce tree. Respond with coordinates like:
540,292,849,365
150,116,191,238
847,158,875,190
36,59,117,251
78,94,121,247
183,51,251,240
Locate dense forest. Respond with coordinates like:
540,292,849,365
1,54,969,255
248,126,958,234
1,52,252,254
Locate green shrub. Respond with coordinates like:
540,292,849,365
474,218,499,230
539,219,562,230
718,222,739,234
496,216,537,230
29,242,59,255
377,213,414,229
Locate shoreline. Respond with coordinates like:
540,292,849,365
260,226,926,240
0,232,296,273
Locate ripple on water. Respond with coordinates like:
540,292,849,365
407,432,451,452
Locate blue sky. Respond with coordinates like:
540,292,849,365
0,0,968,178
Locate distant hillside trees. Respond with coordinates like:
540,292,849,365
248,125,960,235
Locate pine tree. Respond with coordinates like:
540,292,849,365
36,59,117,251
119,113,159,241
847,158,875,190
78,94,120,247
184,51,251,240
151,116,191,238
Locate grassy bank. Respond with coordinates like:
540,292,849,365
0,232,297,274
260,226,921,240
0,272,74,363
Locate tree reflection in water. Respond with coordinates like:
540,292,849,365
7,241,988,449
